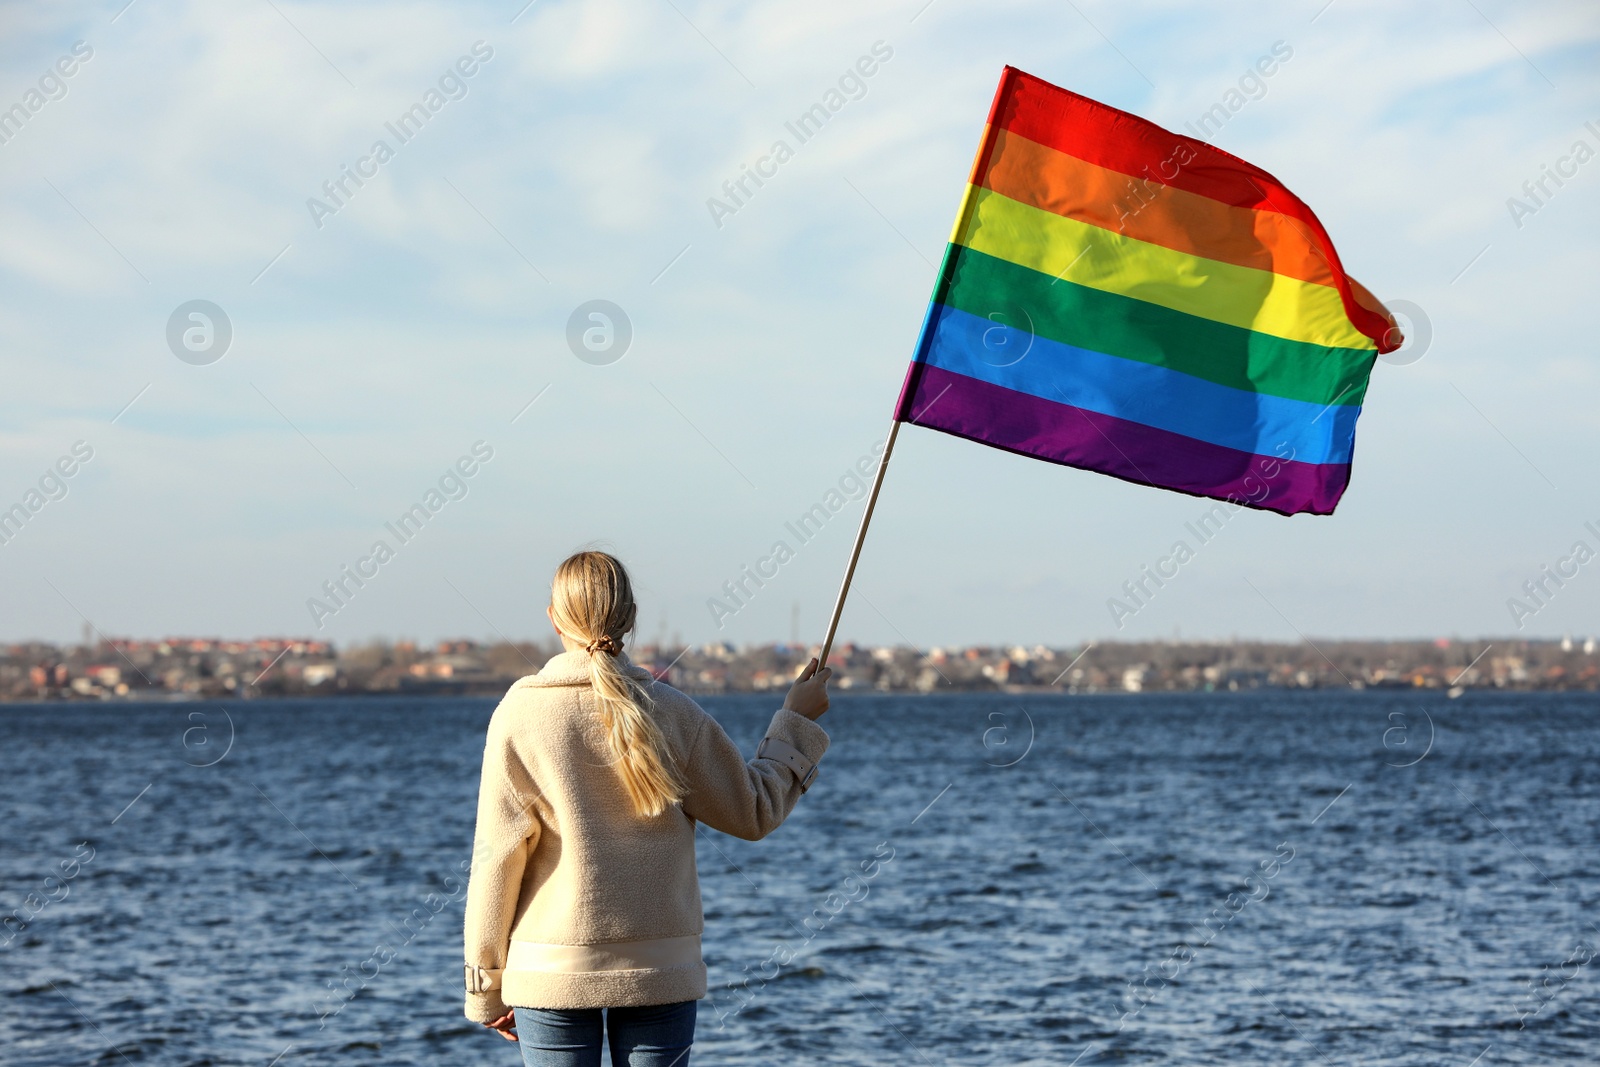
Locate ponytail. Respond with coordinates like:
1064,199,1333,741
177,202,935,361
586,648,686,818
550,551,686,818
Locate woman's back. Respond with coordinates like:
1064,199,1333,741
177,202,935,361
464,648,829,1016
480,654,704,949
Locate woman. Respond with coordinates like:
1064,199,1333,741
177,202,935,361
463,550,832,1066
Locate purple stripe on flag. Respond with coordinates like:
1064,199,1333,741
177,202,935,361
900,363,1351,516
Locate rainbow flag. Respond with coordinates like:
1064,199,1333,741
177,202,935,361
893,67,1400,516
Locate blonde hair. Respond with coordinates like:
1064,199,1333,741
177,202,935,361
550,551,685,818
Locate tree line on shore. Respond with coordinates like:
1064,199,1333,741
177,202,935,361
3,635,1596,701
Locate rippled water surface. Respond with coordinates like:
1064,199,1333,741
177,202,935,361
2,691,1598,1065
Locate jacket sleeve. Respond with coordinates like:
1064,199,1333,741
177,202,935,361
462,703,542,1024
680,706,830,842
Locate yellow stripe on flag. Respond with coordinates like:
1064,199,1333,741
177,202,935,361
957,186,1375,351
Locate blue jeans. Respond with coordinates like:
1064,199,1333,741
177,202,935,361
515,1001,696,1067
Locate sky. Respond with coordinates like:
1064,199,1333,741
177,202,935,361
1,0,1598,650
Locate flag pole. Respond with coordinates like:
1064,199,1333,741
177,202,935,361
818,418,902,668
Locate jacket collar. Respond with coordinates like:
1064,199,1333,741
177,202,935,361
523,648,654,688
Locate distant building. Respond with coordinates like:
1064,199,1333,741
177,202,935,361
1122,665,1147,692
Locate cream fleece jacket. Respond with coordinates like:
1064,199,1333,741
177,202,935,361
462,650,829,1021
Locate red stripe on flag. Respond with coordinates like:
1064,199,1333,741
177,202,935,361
976,67,1396,351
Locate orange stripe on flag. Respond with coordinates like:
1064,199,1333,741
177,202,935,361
978,128,1340,291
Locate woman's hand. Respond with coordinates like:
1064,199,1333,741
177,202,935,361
782,658,833,721
485,1011,518,1041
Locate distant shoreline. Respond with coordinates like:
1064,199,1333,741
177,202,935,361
4,636,1595,703
3,687,1593,712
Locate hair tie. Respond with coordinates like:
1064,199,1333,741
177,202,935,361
585,635,620,656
